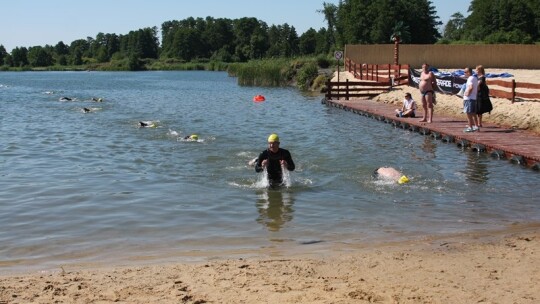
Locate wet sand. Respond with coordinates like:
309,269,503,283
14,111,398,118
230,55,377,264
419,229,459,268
1,224,538,303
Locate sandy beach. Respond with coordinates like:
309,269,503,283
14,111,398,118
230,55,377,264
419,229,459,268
1,224,538,304
1,69,539,304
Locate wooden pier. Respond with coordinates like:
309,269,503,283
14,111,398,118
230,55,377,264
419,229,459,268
322,98,540,170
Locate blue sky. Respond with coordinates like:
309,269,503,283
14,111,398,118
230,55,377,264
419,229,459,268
0,0,471,51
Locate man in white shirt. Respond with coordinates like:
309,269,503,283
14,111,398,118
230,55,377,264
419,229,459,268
463,67,479,132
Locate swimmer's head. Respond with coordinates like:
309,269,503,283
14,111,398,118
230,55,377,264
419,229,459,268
398,175,409,184
268,133,279,143
189,134,198,140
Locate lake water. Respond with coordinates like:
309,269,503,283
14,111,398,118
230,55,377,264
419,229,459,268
1,71,539,273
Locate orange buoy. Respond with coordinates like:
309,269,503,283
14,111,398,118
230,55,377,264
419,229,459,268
253,95,265,102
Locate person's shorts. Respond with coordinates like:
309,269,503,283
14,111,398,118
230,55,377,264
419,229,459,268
463,99,477,114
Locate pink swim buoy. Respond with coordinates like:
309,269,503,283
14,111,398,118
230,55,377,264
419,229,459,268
253,95,265,102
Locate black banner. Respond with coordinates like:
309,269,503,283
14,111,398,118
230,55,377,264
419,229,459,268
409,68,466,95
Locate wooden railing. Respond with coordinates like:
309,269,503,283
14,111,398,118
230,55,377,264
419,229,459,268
324,79,390,100
334,57,540,103
345,58,410,86
487,79,540,103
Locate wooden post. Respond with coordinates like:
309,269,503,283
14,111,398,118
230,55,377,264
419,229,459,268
512,79,516,104
345,79,349,100
394,39,399,65
325,80,331,100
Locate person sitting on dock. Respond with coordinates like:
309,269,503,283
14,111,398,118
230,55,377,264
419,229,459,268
395,93,416,118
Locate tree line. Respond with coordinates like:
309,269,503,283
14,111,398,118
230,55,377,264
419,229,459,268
442,0,540,43
0,16,333,70
0,0,537,70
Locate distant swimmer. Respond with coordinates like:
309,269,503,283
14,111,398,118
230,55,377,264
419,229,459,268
59,97,73,101
372,167,409,184
91,97,103,102
255,133,295,187
138,121,156,128
184,134,199,141
83,107,91,113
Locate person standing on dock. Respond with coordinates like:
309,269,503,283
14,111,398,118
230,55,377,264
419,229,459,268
463,67,479,132
475,65,493,127
418,63,437,123
255,133,295,187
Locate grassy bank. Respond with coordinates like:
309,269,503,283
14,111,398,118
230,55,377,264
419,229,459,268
1,56,332,92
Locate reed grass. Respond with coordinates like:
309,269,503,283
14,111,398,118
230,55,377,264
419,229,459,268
228,59,293,87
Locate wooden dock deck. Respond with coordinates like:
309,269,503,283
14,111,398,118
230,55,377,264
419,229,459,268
322,98,540,170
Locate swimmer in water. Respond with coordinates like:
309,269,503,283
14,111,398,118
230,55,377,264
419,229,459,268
255,133,295,187
184,134,198,141
372,167,409,184
138,121,156,128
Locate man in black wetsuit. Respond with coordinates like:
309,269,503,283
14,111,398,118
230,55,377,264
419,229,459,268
255,133,295,187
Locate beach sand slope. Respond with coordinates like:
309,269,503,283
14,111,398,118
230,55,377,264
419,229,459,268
1,228,538,304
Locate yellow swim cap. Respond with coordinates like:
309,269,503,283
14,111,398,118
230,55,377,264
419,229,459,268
190,134,198,140
398,175,410,184
268,133,279,143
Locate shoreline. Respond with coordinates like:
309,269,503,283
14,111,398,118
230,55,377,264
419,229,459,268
1,69,539,303
1,223,539,303
333,69,540,135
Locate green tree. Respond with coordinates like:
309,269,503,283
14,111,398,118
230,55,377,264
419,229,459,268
0,45,7,65
233,17,262,61
57,55,67,66
11,47,28,67
96,46,109,63
318,2,338,47
172,27,202,61
333,0,440,44
27,46,53,67
404,0,441,43
69,39,90,62
335,0,375,44
299,28,318,55
315,28,331,54
203,17,235,58
3,53,13,67
54,41,69,55
390,21,411,44
463,0,538,42
443,12,466,40
250,24,270,59
71,48,83,65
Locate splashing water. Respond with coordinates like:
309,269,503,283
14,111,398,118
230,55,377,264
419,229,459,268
281,164,292,187
167,129,179,137
254,168,270,188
